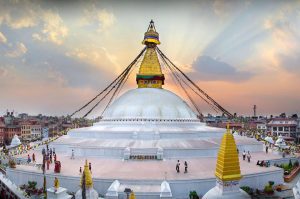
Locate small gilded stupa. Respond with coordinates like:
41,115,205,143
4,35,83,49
136,20,165,88
75,160,99,199
203,124,250,199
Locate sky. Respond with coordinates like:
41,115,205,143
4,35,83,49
0,0,300,118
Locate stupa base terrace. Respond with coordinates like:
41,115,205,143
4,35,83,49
48,127,263,159
7,140,287,199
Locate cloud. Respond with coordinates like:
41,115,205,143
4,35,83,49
0,64,98,116
65,45,120,73
212,0,251,18
81,5,115,32
189,55,253,82
260,7,300,74
5,42,28,58
34,10,68,45
0,31,7,43
44,63,68,87
0,0,38,29
31,10,68,45
0,1,68,45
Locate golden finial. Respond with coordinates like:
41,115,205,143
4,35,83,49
226,123,230,133
80,160,93,188
142,20,160,45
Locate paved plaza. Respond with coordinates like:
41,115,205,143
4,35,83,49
15,149,283,181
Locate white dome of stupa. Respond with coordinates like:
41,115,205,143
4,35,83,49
10,134,21,147
103,88,197,120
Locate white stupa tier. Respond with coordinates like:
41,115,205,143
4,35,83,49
10,134,21,148
52,89,263,160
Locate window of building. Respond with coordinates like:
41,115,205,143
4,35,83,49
273,127,277,131
278,127,283,131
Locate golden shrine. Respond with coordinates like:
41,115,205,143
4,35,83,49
215,124,242,181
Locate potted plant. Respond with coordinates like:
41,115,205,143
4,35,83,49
264,181,274,195
189,191,199,199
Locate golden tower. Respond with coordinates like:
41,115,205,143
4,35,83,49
136,20,165,88
203,125,249,198
80,160,93,188
215,124,242,181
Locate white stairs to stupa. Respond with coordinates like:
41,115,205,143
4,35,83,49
105,180,172,199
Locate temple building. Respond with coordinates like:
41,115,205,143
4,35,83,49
6,21,286,199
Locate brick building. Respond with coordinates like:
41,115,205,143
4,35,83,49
20,121,32,141
0,118,5,146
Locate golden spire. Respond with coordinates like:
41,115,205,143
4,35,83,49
138,48,162,75
80,160,93,189
136,20,165,88
215,124,242,181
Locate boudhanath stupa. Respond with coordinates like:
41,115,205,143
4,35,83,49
7,21,285,198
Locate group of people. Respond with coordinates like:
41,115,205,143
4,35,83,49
242,150,252,162
256,160,270,167
176,160,188,173
41,145,57,170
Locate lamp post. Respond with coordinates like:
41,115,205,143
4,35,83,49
124,188,132,199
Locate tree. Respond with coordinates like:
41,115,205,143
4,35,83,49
280,113,286,118
291,114,298,119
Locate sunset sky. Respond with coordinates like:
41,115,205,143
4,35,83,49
0,0,300,118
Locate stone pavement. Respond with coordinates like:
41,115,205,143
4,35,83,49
15,149,282,181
